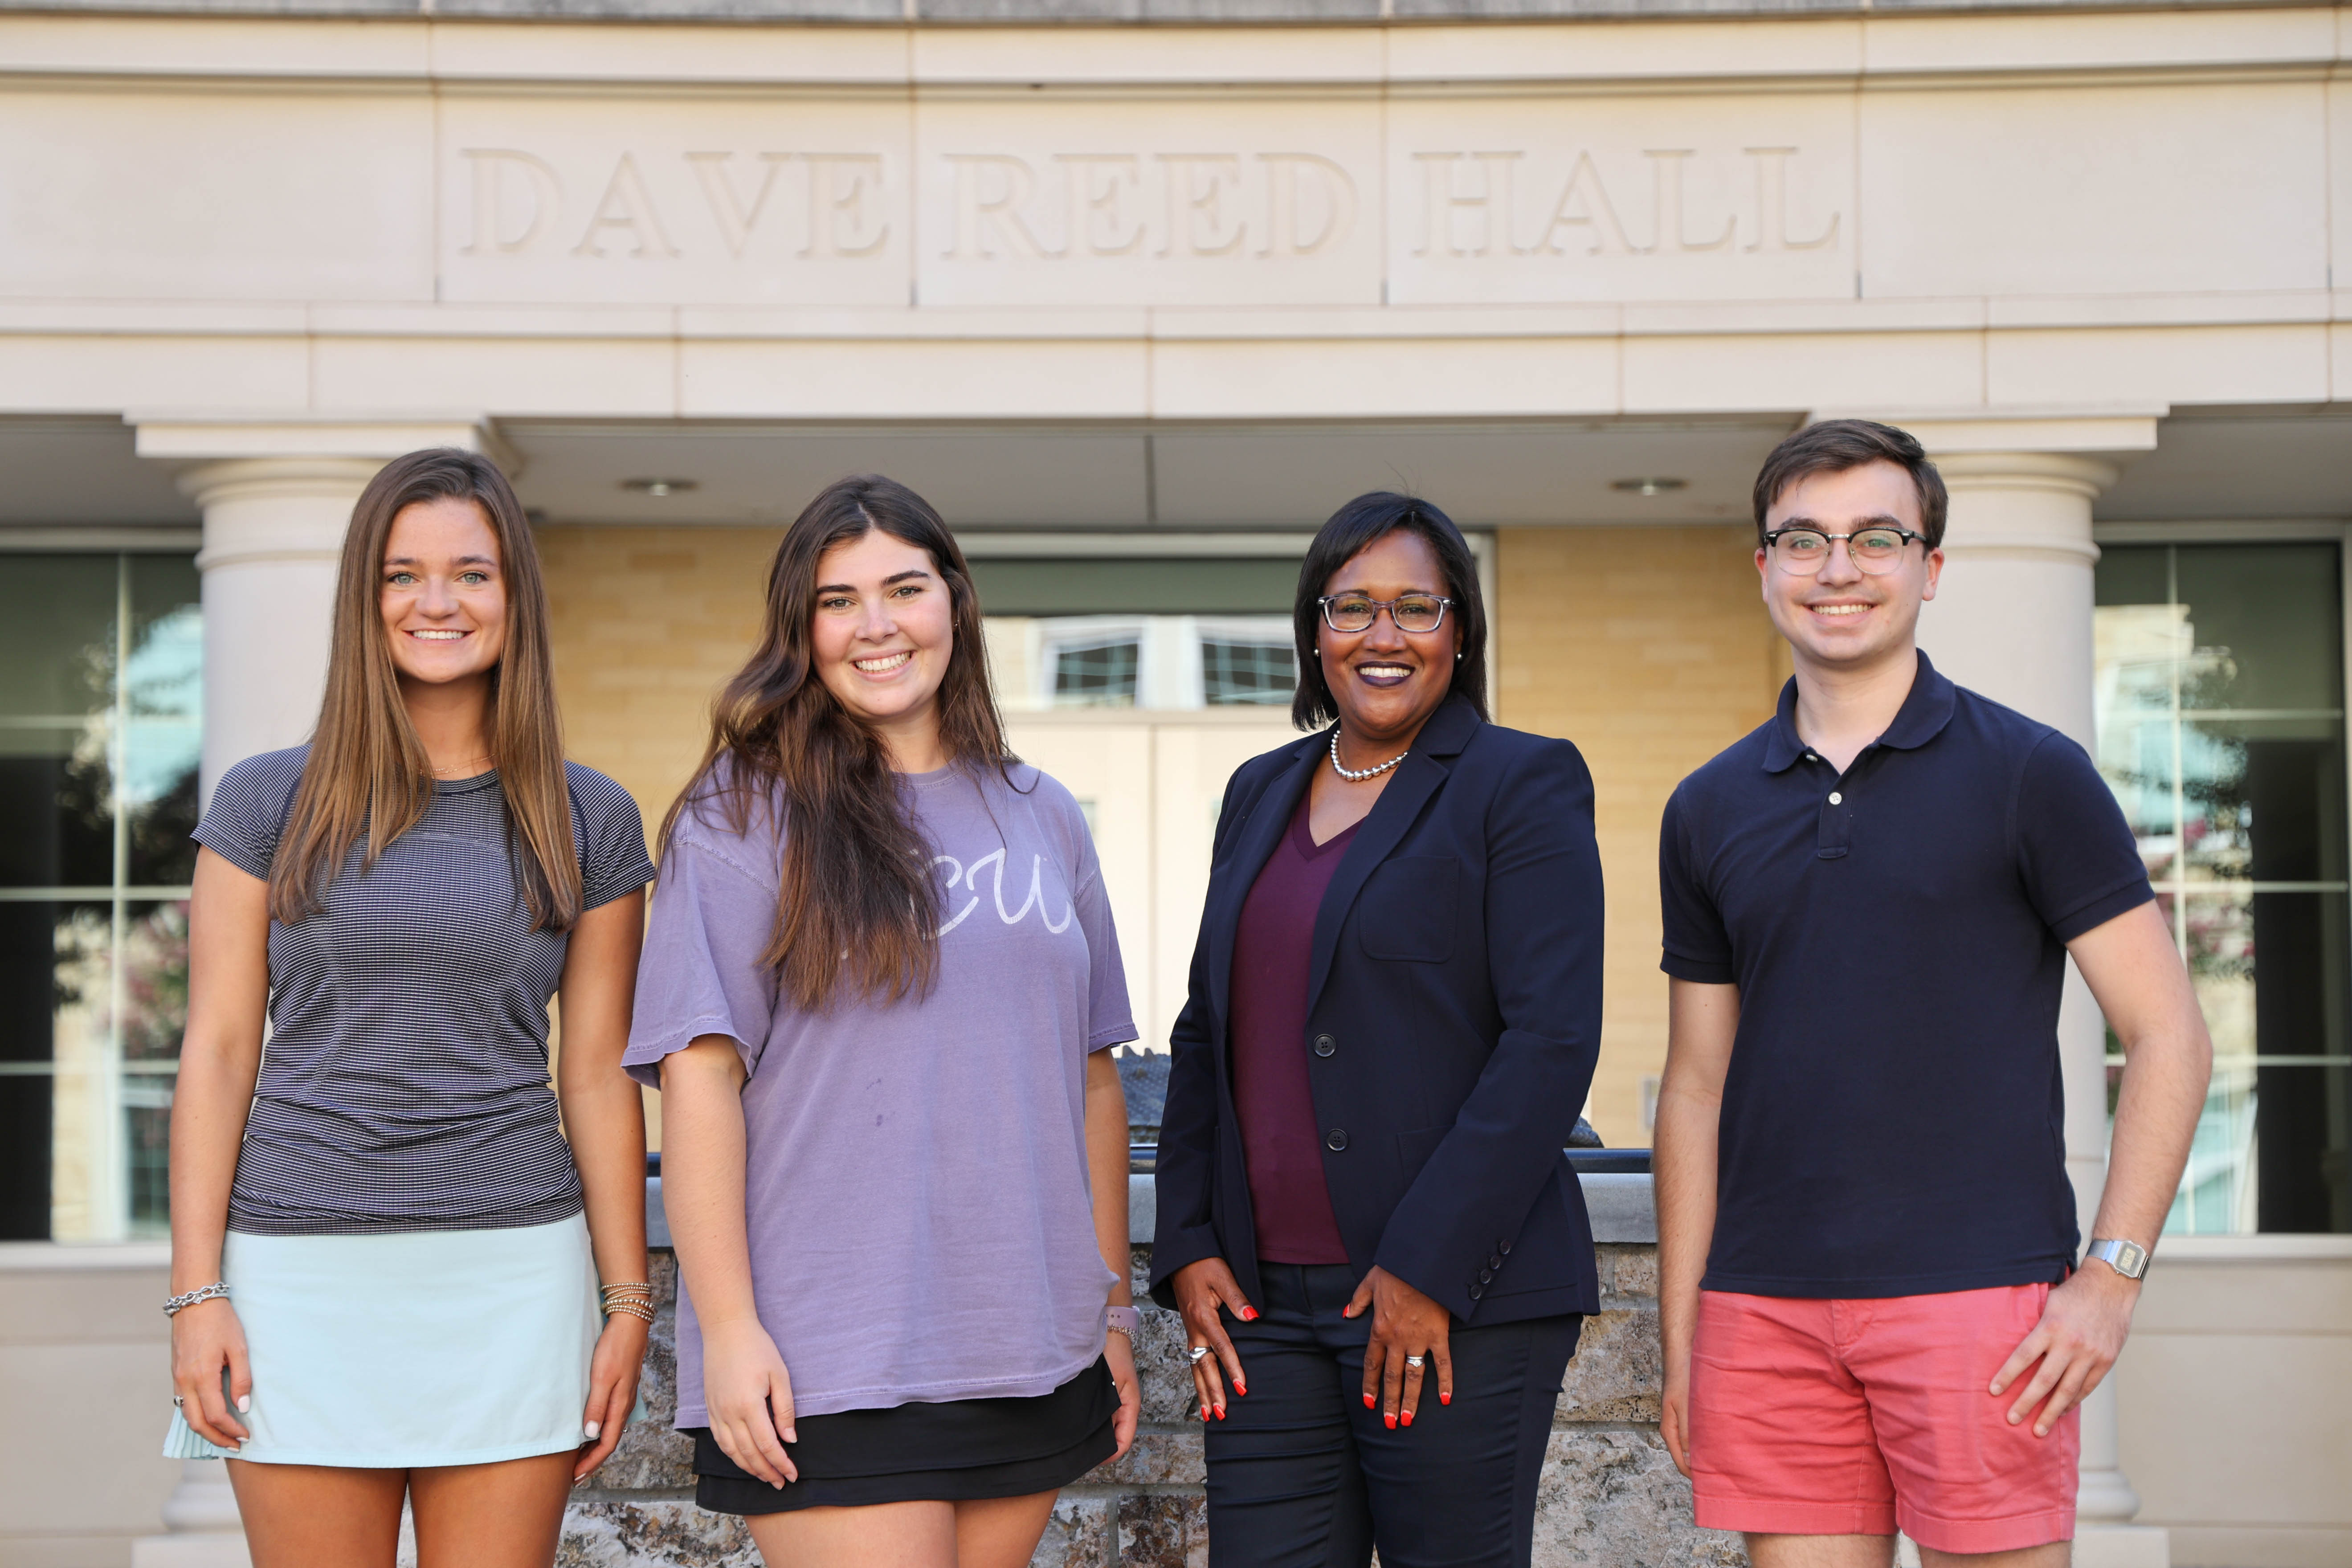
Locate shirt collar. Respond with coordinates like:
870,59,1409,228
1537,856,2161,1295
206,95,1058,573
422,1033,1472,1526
1761,650,1957,774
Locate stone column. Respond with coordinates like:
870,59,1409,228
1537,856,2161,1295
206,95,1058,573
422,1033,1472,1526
1902,414,2170,1568
132,421,512,799
178,457,381,797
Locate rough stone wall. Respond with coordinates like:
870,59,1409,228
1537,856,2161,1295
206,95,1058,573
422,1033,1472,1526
561,1248,1743,1567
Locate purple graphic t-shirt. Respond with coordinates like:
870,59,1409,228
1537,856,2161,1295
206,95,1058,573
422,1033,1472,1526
624,762,1135,1423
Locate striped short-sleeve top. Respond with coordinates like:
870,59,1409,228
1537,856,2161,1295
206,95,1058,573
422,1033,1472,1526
195,747,657,1236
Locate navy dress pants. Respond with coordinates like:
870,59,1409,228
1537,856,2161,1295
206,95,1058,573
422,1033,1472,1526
1201,1262,1583,1568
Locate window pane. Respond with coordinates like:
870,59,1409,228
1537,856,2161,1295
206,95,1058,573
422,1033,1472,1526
126,560,203,887
1052,639,1139,707
0,558,116,889
1201,639,1296,706
2172,543,2344,715
0,901,61,1240
120,900,188,1236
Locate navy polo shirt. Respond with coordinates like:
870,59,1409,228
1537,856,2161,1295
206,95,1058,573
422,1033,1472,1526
1659,653,2153,1299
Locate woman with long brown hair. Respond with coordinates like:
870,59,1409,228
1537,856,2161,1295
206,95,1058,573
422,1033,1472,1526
625,474,1140,1568
163,449,657,1566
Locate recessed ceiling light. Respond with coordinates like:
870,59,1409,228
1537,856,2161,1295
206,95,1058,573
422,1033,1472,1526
1611,477,1689,497
620,478,699,498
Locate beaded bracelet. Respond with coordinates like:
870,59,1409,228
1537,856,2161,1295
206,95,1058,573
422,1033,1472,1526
164,1281,230,1317
600,1282,656,1324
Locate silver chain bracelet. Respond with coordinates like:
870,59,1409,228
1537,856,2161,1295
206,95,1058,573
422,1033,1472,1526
163,1281,230,1317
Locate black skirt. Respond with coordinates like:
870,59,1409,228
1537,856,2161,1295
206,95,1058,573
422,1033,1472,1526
687,1356,1119,1515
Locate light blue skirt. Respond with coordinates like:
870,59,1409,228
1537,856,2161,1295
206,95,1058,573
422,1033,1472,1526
163,1214,599,1468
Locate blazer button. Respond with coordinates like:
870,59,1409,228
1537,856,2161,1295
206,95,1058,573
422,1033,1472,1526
1499,1240,1511,1256
1488,1254,1503,1270
1478,1268,1493,1284
1468,1284,1484,1301
1325,1128,1349,1152
1312,1033,1336,1057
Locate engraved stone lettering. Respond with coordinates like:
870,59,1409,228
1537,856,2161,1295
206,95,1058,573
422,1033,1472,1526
686,151,793,258
1156,155,1246,258
1055,154,1146,257
1645,150,1734,253
573,154,678,260
1742,147,1839,253
1413,151,1521,257
803,154,889,259
1528,151,1637,257
944,155,1057,260
461,150,562,256
1257,153,1356,258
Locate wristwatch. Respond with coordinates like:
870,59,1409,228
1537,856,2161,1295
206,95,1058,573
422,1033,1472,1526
2084,1237,2150,1280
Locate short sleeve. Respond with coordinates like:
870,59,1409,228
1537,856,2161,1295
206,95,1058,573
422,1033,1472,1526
1070,819,1137,1053
190,749,302,882
568,768,657,912
2016,732,2155,942
621,827,783,1088
1659,784,1737,984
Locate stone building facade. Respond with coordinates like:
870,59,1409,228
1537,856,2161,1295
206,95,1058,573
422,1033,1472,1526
2,0,2349,1562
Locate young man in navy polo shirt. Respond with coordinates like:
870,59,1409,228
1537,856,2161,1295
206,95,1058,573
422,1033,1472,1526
1654,420,2212,1567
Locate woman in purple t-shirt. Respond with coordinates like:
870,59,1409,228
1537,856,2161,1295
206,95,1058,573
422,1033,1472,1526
624,475,1141,1567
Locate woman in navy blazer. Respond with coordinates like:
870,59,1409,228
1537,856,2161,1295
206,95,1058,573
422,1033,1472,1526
1150,493,1605,1568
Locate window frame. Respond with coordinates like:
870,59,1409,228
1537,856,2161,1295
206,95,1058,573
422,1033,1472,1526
0,531,201,1248
2093,516,2352,1246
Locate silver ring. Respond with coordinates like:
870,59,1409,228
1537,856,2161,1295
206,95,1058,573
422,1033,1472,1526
171,1395,184,1408
1188,1346,1211,1364
1405,1355,1425,1369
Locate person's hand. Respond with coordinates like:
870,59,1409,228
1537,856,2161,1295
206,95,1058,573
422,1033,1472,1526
1170,1257,1256,1422
702,1315,798,1487
1105,1328,1141,1460
1661,1353,1694,1478
573,1312,650,1482
1343,1266,1452,1430
170,1297,252,1450
1989,1266,2141,1437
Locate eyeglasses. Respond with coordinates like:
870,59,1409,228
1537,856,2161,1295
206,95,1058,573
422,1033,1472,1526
1762,525,1927,576
1318,593,1453,635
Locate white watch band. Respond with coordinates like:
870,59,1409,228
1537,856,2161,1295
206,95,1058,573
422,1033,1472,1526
2085,1237,2150,1280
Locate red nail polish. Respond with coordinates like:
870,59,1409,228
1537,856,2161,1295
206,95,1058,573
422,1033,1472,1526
1233,1382,1246,1396
1401,1411,1413,1428
1440,1392,1451,1406
1364,1393,1376,1408
1242,1308,1258,1321
1200,1408,1211,1421
1384,1413,1397,1430
1216,1407,1226,1420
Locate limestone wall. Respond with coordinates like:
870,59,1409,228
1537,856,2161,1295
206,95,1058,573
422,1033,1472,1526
559,1240,1738,1568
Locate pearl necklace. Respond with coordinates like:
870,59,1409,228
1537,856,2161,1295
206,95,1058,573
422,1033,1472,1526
1329,730,1407,783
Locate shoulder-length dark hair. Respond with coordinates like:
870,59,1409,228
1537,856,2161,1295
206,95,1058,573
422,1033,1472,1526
661,474,1011,1014
1290,491,1489,731
272,448,580,931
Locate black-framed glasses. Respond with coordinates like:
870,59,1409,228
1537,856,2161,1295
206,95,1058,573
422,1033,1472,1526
1319,593,1453,635
1762,525,1928,576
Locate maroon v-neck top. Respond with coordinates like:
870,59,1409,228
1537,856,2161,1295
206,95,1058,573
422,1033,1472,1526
1228,792,1356,1266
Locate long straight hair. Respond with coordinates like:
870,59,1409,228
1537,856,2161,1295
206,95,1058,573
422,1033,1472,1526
270,448,581,931
661,474,1011,1014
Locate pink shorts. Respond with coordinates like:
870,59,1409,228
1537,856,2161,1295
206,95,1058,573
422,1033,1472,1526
1687,1285,2078,1554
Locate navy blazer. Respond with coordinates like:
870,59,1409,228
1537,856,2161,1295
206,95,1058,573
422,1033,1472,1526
1148,694,1605,1324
